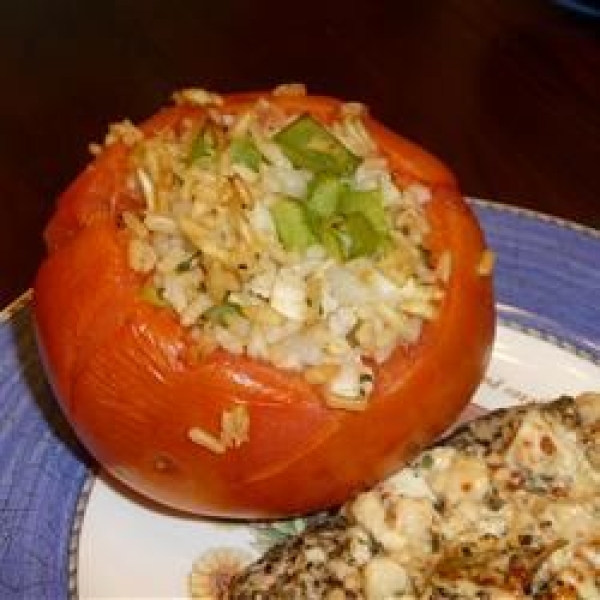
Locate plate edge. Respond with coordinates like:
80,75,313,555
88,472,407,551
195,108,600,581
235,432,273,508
66,316,600,599
68,474,95,600
468,197,600,238
3,200,598,598
0,289,32,324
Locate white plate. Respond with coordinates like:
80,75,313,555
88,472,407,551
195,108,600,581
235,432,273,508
77,323,600,599
2,200,599,599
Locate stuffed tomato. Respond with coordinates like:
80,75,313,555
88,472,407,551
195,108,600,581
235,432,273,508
33,84,495,518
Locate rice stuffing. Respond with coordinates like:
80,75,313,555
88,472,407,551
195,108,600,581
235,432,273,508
114,87,449,407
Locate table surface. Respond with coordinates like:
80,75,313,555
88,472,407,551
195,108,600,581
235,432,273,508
1,0,598,307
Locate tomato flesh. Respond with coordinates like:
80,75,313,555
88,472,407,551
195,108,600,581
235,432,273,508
33,91,495,517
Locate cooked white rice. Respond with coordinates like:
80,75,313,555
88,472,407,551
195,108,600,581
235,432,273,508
112,87,447,406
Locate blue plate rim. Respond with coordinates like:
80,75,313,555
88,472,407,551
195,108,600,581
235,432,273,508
469,197,600,239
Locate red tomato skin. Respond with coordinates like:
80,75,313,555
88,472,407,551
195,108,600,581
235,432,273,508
33,91,495,518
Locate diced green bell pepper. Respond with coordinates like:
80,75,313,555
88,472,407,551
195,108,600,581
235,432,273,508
341,212,381,258
229,136,262,171
306,173,344,219
318,217,345,261
320,213,380,260
189,128,217,164
270,197,317,252
274,114,360,176
338,188,389,235
204,301,242,326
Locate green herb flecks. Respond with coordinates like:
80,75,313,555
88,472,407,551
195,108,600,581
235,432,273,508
175,251,201,273
204,301,243,326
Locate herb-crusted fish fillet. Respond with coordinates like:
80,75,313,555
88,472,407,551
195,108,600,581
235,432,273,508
227,393,600,599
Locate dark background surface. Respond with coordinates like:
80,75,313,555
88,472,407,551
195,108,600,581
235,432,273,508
1,0,598,307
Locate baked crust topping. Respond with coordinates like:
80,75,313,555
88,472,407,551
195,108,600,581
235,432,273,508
226,393,600,599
